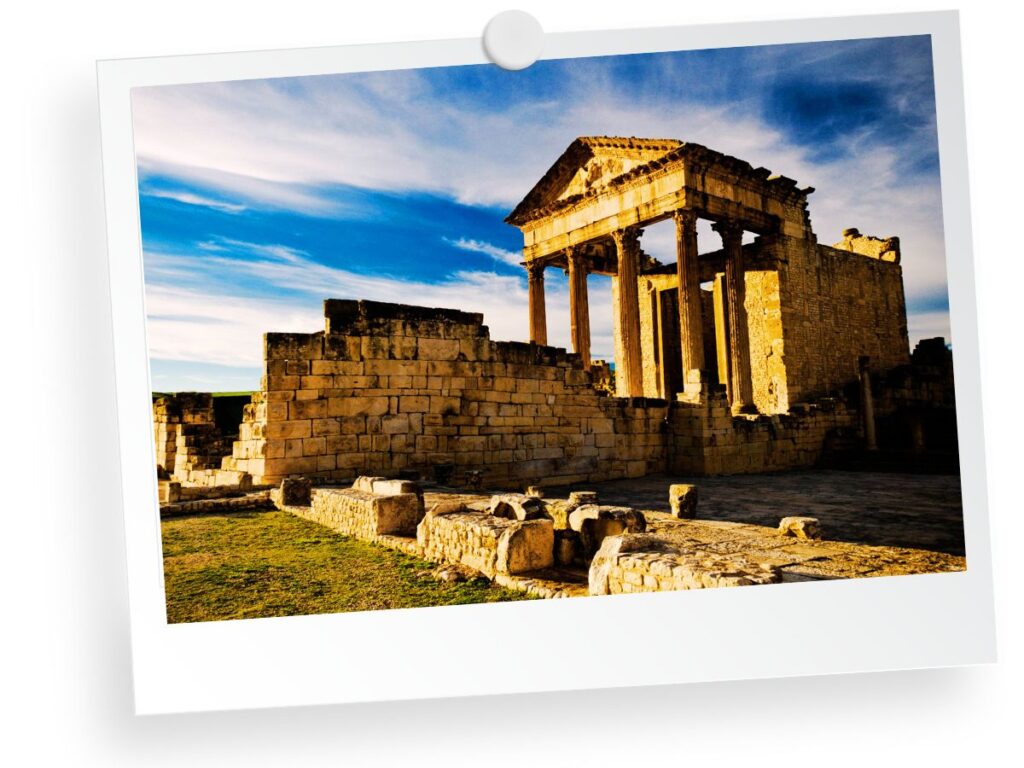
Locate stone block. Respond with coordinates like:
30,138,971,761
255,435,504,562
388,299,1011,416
309,487,424,539
497,519,555,573
488,493,549,521
669,483,699,519
272,476,313,508
568,505,647,557
418,338,460,361
327,396,389,418
352,475,387,493
778,516,821,540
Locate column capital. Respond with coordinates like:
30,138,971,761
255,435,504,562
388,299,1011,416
525,260,546,280
672,208,699,231
611,225,642,251
712,219,744,244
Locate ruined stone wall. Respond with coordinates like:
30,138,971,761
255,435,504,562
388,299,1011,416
223,300,669,486
417,508,555,578
588,533,779,595
669,391,855,475
768,234,910,404
153,393,231,480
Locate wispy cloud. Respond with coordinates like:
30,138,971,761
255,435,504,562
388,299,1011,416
144,239,614,369
444,237,522,268
145,189,247,214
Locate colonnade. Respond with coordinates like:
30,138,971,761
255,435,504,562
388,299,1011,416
524,209,754,411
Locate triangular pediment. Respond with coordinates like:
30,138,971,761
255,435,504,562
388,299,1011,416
506,137,681,226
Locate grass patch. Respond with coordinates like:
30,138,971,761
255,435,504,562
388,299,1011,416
162,509,533,623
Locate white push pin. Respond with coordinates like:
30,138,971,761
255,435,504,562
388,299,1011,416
483,10,544,71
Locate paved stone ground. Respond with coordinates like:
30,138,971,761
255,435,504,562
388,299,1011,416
423,476,966,591
548,470,966,556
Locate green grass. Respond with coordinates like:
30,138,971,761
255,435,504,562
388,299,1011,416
161,509,533,623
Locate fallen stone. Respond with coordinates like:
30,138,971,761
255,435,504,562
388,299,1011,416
489,493,549,521
778,516,822,540
433,563,484,583
545,490,600,529
423,501,468,518
568,505,647,557
669,483,698,519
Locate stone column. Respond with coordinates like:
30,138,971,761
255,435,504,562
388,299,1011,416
715,221,754,412
566,245,591,367
712,273,731,393
612,226,644,397
526,261,547,346
674,209,705,397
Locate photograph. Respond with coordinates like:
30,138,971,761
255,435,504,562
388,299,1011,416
134,33,967,624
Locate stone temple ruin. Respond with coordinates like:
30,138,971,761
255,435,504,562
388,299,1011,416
154,137,964,596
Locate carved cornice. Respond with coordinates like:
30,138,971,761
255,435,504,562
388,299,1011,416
506,138,815,228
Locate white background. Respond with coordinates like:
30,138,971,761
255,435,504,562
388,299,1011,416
2,0,1019,764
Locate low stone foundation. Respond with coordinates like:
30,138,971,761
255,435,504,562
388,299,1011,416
159,491,274,518
303,486,424,541
588,533,780,595
417,506,554,578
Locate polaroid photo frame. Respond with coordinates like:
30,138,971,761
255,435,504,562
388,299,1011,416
98,11,995,715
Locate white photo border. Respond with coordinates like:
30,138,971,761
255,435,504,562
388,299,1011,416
97,10,995,715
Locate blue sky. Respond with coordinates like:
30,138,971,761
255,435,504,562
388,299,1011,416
133,35,949,393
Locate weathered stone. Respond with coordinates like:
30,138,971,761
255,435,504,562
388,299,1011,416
280,476,312,506
489,493,549,521
305,488,424,540
417,509,554,577
352,475,387,493
497,519,555,574
525,485,545,498
432,563,483,583
589,532,778,596
568,504,647,557
778,516,822,540
669,483,698,519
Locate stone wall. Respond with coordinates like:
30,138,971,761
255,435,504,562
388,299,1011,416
222,300,669,486
772,233,910,404
669,391,855,475
634,229,907,413
153,393,232,481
